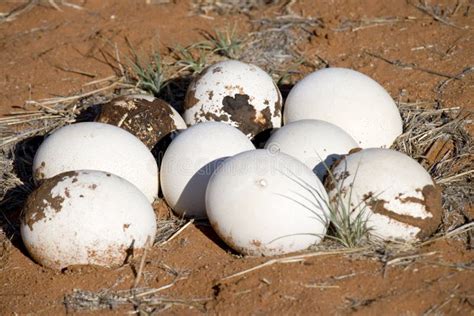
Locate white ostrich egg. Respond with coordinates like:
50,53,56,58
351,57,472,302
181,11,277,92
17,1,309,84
265,119,358,180
160,122,255,218
283,67,403,148
33,122,158,202
206,149,330,256
21,170,157,270
327,148,442,241
183,60,282,138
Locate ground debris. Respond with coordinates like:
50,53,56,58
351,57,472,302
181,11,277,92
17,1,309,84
241,13,324,80
392,104,473,231
191,0,282,15
64,287,210,313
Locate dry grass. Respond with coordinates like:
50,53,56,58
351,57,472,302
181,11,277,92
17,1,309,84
0,0,83,24
334,16,418,32
64,285,210,313
392,103,473,227
221,247,370,281
191,0,282,16
192,0,325,82
409,0,465,29
241,13,324,82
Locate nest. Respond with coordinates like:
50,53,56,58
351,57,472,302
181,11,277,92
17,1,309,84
1,78,472,316
1,82,471,234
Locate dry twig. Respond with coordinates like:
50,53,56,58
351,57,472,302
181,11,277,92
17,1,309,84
221,247,369,281
64,282,209,313
366,51,459,79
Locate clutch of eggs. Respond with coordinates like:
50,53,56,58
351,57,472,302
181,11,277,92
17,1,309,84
21,170,156,270
326,148,442,241
183,60,282,139
32,122,159,202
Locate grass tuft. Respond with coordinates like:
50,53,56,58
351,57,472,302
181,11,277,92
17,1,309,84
279,166,371,249
205,26,243,59
171,43,212,74
323,164,373,248
128,50,167,96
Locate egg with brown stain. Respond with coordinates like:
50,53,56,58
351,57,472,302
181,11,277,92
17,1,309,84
183,60,282,139
97,94,186,149
326,148,442,241
21,170,156,270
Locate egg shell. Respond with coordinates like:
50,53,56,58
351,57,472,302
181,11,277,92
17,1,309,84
283,67,403,148
265,119,358,180
183,60,282,138
97,94,186,149
206,149,330,256
160,122,255,218
33,122,158,202
326,148,442,241
128,94,187,131
21,170,157,270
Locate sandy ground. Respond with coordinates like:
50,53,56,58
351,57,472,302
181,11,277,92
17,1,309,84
0,0,473,314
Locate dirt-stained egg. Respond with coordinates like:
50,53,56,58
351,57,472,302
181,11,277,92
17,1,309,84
284,68,403,148
265,119,358,180
160,122,255,218
326,148,442,241
183,60,282,139
97,94,186,149
206,149,330,256
21,170,157,270
33,122,158,202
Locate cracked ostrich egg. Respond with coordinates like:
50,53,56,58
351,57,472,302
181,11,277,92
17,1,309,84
97,94,186,149
327,148,442,241
21,170,157,270
206,149,330,256
33,122,158,202
265,119,358,180
160,122,255,218
183,60,282,138
283,68,403,148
